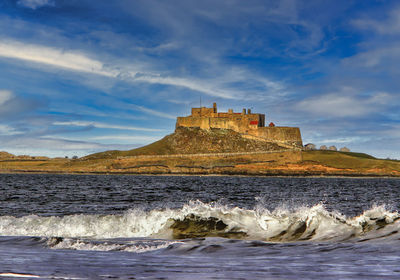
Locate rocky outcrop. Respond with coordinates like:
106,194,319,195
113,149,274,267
162,127,287,154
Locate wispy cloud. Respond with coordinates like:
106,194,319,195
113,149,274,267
0,90,13,105
89,135,161,142
0,136,135,157
343,46,400,68
352,7,400,35
0,40,244,99
131,105,176,119
53,121,164,132
0,124,23,136
134,75,239,99
17,0,54,9
295,91,392,118
0,89,45,119
0,40,116,77
317,137,365,144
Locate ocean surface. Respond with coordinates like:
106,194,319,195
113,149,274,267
0,174,400,279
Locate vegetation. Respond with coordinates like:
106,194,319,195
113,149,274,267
1,134,399,177
83,127,285,160
302,150,400,172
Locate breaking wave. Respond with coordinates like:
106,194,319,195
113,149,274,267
0,201,399,244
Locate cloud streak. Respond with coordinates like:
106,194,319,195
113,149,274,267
89,135,161,142
0,40,116,77
17,0,54,9
0,90,13,105
131,105,176,120
352,7,400,35
0,124,23,136
53,121,164,132
0,39,284,100
295,92,391,118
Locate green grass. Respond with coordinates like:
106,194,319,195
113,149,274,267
83,127,285,160
302,150,400,171
337,151,376,159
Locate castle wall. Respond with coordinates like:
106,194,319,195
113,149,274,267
191,107,215,117
176,115,262,131
176,116,211,129
249,127,303,147
176,104,302,148
177,117,302,147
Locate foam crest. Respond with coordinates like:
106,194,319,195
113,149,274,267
0,209,175,239
47,237,181,253
0,201,398,243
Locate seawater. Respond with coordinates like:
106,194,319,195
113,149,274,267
0,174,399,279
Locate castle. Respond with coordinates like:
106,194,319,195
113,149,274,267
176,103,303,148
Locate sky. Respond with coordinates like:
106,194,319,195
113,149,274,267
0,0,399,159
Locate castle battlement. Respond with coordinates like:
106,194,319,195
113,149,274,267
176,103,303,148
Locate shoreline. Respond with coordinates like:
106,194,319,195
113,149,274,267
1,150,399,178
0,170,399,178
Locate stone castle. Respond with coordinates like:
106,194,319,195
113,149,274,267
176,103,303,148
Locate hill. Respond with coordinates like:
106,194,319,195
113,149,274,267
84,127,287,160
0,128,399,177
302,150,400,175
0,151,14,158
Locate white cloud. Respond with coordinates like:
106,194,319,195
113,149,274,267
0,40,237,98
133,70,286,100
90,135,161,142
295,92,391,118
134,74,239,99
344,46,400,68
53,121,164,132
17,0,54,9
317,137,364,144
381,125,400,139
0,124,22,136
131,105,178,120
0,90,13,105
352,8,400,35
0,40,117,77
0,137,132,157
0,39,284,101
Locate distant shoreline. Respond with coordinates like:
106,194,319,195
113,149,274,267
1,150,399,178
0,170,399,178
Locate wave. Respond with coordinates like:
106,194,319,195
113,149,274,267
47,237,181,253
0,201,399,243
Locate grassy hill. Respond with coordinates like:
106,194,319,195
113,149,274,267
302,150,400,173
1,130,399,176
0,151,14,158
84,127,286,160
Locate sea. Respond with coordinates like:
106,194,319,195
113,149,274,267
0,174,399,279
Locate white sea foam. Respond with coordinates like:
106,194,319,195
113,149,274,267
0,201,399,243
48,237,181,253
0,273,40,278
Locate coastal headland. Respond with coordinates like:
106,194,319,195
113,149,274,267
0,104,399,177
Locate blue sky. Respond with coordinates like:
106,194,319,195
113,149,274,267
0,0,399,159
